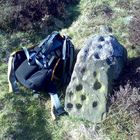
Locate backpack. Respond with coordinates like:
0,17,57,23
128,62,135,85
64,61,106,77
8,31,75,119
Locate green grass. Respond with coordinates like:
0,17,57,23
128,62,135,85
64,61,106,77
0,63,51,139
62,0,139,57
0,0,140,140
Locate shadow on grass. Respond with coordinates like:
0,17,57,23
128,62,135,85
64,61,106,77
0,91,53,140
117,56,140,88
105,56,140,114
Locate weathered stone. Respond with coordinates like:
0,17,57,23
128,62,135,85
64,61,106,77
65,34,127,123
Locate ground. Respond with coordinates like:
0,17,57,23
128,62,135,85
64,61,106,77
0,0,140,140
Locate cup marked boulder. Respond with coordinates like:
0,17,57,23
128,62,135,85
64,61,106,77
65,33,127,123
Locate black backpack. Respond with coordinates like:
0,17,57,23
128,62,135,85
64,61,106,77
8,31,75,118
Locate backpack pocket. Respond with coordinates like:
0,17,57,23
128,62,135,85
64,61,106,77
27,69,52,91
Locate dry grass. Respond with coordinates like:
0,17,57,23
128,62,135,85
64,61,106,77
0,0,80,31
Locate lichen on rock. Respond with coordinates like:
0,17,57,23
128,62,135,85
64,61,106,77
65,33,127,123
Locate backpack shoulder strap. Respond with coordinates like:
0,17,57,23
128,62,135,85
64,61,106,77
62,35,67,60
39,31,59,54
22,31,61,68
49,92,66,120
8,52,19,93
67,37,74,74
62,36,74,85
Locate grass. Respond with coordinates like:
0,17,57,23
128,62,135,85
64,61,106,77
0,0,140,140
62,0,139,57
0,63,53,139
101,84,140,140
0,93,53,140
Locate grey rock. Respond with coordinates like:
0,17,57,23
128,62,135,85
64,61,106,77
65,34,127,123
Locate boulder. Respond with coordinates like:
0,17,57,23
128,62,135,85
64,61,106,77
65,34,127,123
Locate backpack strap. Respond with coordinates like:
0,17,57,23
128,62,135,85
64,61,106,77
69,41,74,74
22,47,44,68
61,36,67,85
8,52,19,93
61,36,74,85
22,31,60,69
62,36,67,60
22,47,30,63
49,92,66,120
39,31,61,68
39,31,59,54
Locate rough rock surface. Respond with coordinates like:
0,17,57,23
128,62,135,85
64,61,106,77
65,34,127,123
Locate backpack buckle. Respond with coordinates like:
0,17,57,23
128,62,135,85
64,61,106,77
51,106,67,120
54,107,66,116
